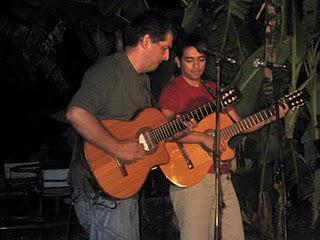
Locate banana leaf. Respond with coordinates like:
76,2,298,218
181,0,253,84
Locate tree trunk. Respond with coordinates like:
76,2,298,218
258,2,287,239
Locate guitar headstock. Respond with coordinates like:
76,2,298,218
284,89,310,111
220,86,241,109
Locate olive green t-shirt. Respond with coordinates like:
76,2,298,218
68,51,152,192
70,51,151,120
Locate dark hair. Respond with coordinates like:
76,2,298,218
123,11,174,47
175,32,207,59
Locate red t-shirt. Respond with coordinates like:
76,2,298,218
159,75,230,174
159,75,218,115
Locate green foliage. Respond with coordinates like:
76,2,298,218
300,37,320,142
180,0,319,235
180,0,319,153
302,0,320,35
181,0,254,84
232,46,265,117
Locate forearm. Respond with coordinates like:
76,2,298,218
173,132,213,152
243,103,289,134
66,106,119,155
175,131,207,143
243,118,273,133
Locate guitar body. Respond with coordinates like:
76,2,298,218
161,89,309,187
84,108,170,199
160,113,235,187
83,89,308,197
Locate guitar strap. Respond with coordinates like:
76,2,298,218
200,80,237,123
201,80,236,179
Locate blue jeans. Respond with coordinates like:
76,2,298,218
72,190,140,240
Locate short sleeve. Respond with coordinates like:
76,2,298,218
68,60,111,116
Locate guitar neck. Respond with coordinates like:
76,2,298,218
221,106,276,140
215,89,308,140
151,88,308,144
153,101,217,143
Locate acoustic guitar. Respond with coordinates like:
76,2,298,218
84,87,240,199
160,89,309,187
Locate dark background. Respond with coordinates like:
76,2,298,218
0,1,317,239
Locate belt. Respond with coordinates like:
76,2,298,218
207,161,229,174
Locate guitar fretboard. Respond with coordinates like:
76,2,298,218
149,88,240,143
220,106,275,140
152,101,217,143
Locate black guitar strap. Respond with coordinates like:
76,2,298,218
200,80,237,123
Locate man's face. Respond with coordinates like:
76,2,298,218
176,46,206,81
145,33,174,72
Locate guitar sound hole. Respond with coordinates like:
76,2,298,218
138,131,154,152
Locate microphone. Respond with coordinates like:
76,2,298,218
203,48,237,64
253,58,288,69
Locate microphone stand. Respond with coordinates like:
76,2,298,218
257,68,289,240
213,58,223,240
203,50,237,240
270,74,288,240
203,58,224,240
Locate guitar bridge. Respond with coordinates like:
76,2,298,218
177,142,194,169
115,156,128,177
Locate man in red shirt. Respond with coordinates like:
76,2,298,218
159,33,288,240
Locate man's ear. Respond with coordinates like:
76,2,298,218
175,56,181,68
140,34,151,49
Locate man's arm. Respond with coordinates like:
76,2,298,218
66,106,145,162
227,103,289,134
161,108,213,148
161,103,289,151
